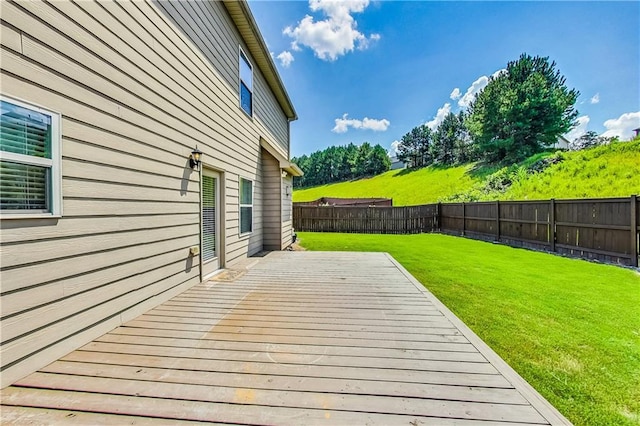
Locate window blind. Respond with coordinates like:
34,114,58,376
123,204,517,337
0,100,53,212
0,162,48,211
202,175,216,262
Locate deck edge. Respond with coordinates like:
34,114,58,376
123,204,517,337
383,252,573,426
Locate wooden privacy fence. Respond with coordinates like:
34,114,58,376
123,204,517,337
293,204,437,234
293,196,639,267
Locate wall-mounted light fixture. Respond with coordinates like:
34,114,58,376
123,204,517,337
285,185,291,197
189,146,203,170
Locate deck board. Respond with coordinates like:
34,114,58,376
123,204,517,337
1,251,569,425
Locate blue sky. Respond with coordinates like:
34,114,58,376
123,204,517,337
248,1,640,157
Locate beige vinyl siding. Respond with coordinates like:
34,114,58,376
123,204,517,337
223,172,262,260
261,149,282,250
157,0,290,154
247,173,264,256
1,0,292,388
254,72,290,154
282,219,294,248
282,174,294,248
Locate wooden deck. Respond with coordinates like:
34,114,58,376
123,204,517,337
1,251,570,425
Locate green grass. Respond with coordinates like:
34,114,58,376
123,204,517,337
298,232,640,426
502,141,640,200
293,164,482,205
293,141,640,204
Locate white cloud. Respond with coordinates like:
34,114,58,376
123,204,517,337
276,51,294,68
601,111,640,140
492,68,506,79
590,93,600,104
450,88,461,100
564,115,590,141
426,103,451,130
458,76,489,108
361,117,390,131
283,0,379,61
388,140,401,157
332,113,390,133
457,69,506,108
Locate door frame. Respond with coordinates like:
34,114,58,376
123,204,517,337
200,167,224,281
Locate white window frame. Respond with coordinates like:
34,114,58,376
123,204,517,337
239,47,253,118
0,95,62,219
239,176,253,236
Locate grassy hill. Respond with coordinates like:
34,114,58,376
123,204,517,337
293,164,480,205
293,140,640,205
500,141,640,200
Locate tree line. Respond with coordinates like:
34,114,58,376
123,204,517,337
292,142,390,188
396,111,476,168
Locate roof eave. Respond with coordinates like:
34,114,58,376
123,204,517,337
284,163,304,177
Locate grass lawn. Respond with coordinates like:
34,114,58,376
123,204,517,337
298,232,640,426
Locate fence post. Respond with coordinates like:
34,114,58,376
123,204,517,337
550,198,556,252
437,202,441,232
404,206,408,234
331,206,335,233
495,200,500,241
631,195,638,267
461,202,465,236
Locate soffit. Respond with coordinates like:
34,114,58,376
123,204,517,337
261,138,303,177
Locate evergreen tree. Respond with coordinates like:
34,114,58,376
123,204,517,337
466,53,579,164
356,142,373,177
432,113,459,165
369,144,392,175
432,112,475,165
398,124,433,168
569,131,614,150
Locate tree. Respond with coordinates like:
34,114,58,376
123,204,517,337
432,112,473,165
569,131,614,151
291,154,309,187
453,111,477,163
397,128,419,168
466,53,579,164
340,143,359,180
355,142,373,177
368,144,391,175
397,124,433,168
414,125,433,167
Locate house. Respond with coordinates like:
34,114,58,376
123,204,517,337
553,135,571,149
0,0,300,388
389,155,406,170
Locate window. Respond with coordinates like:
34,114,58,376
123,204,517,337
0,96,62,217
239,49,253,117
239,177,253,234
